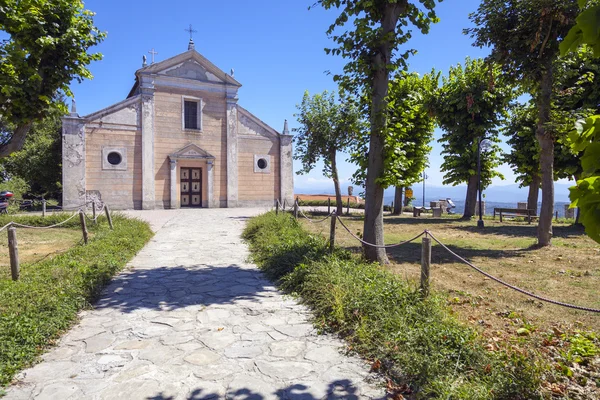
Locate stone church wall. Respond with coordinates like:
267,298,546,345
85,127,142,209
153,89,227,208
237,137,280,206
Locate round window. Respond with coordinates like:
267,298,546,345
107,152,122,166
257,158,268,170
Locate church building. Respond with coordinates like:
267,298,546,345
62,39,294,210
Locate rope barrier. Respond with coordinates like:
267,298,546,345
0,223,12,233
10,212,80,230
335,215,427,249
298,208,333,223
427,231,600,313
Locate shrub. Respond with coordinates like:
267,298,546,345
243,211,542,399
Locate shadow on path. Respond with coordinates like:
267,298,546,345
147,379,387,400
96,265,275,313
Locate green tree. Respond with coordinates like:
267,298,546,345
467,0,580,246
1,110,63,198
316,0,441,263
350,71,437,215
431,58,511,220
503,103,540,211
0,0,105,157
560,0,600,243
502,102,582,214
294,90,362,215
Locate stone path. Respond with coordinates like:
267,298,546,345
6,208,385,400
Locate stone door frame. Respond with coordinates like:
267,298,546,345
169,144,215,209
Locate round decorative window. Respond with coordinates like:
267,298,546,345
107,152,122,166
257,158,268,170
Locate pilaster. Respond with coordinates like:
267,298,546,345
207,160,216,208
280,120,294,205
169,159,179,209
140,74,156,210
62,114,87,210
226,90,239,208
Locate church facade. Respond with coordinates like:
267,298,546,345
62,43,294,210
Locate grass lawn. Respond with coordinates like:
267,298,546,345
0,212,152,387
301,212,600,396
302,213,600,332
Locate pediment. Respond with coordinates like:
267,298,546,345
169,143,215,160
138,50,241,87
162,60,223,83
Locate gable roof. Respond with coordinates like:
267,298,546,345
138,49,241,86
169,143,215,160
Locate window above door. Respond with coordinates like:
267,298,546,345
182,96,203,131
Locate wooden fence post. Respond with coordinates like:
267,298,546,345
104,205,114,230
346,198,350,215
79,210,88,244
42,199,46,218
294,200,299,220
328,197,331,214
92,202,97,224
276,201,279,216
8,226,19,281
329,212,337,253
420,236,432,297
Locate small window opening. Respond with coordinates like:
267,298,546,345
257,158,268,170
184,100,199,130
107,152,122,166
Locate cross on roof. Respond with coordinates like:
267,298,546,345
185,24,197,40
148,48,158,64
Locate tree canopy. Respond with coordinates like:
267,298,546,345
467,0,580,246
316,0,441,263
0,0,105,157
431,58,512,219
560,0,600,243
294,90,363,214
351,71,437,190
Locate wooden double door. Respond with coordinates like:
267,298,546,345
180,167,202,207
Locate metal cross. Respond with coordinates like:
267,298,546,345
184,24,197,40
148,48,158,64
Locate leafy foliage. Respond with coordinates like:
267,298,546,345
351,71,437,189
430,58,511,205
0,0,105,156
560,1,600,244
315,0,441,262
561,0,600,56
294,90,362,213
467,0,580,246
243,212,543,399
0,214,153,386
0,110,63,198
503,104,540,187
316,0,440,95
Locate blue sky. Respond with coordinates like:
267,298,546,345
71,0,570,194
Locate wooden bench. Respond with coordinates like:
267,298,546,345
493,208,538,224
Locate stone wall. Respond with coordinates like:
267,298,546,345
153,89,227,208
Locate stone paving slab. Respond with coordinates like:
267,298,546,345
5,208,386,400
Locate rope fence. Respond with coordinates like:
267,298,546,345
2,202,114,281
276,199,600,314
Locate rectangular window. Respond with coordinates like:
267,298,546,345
184,100,200,130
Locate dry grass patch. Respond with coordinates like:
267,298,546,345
302,213,600,333
0,228,83,274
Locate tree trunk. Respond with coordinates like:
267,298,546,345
393,186,403,215
527,175,540,215
330,148,343,215
0,123,34,158
462,174,478,220
363,3,405,264
536,62,555,247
